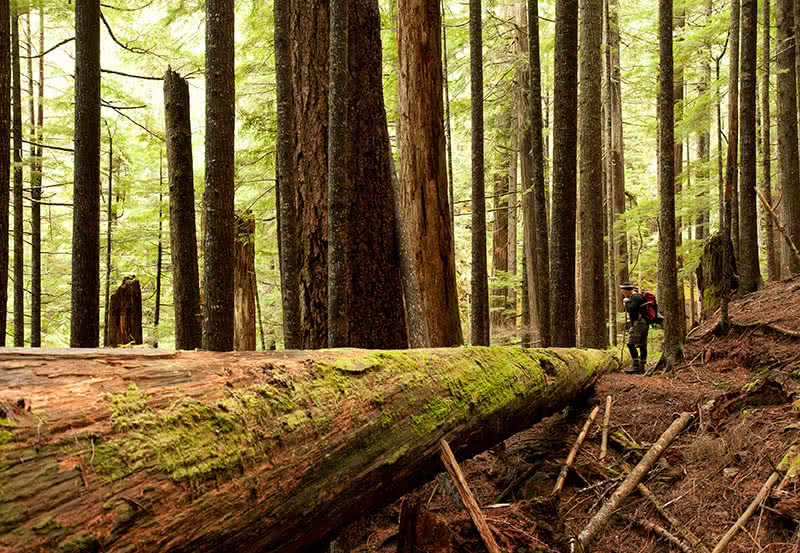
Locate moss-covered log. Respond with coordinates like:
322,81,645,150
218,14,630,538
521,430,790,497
0,346,621,553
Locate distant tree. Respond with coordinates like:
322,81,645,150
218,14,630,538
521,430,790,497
657,0,682,367
327,0,349,347
673,9,686,342
71,0,101,348
695,0,712,245
11,1,23,346
163,68,202,350
739,0,761,293
470,0,489,346
776,0,800,275
761,0,778,281
578,0,605,349
550,0,579,347
0,0,8,347
491,168,509,329
30,4,44,347
102,123,113,346
274,0,301,349
202,0,235,351
528,0,550,347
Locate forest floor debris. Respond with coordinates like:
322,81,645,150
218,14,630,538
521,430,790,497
334,276,800,553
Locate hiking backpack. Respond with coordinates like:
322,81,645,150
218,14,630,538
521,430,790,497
641,291,663,325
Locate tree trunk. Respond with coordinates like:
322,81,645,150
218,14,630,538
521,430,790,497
603,0,617,346
25,11,38,348
327,0,349,348
203,0,235,351
106,278,143,346
164,68,202,351
470,0,489,346
0,346,623,553
397,0,461,347
274,0,301,350
550,0,579,347
71,0,101,348
778,0,800,275
578,0,605,349
674,11,687,343
739,0,762,294
103,127,113,347
154,187,163,348
528,0,550,347
696,0,712,246
697,233,738,319
657,0,682,367
30,2,43,347
762,0,778,282
0,0,9,348
608,0,628,312
234,214,256,352
491,170,509,330
11,4,23,347
443,2,456,241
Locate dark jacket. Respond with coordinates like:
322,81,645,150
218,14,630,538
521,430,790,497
625,293,646,323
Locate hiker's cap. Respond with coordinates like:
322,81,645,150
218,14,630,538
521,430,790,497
619,283,635,290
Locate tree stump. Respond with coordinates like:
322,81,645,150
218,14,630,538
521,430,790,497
106,277,143,346
234,213,256,351
696,233,738,320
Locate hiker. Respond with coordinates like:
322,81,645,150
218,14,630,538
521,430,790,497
620,283,650,374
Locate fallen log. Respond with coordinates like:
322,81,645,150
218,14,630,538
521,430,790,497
0,346,621,553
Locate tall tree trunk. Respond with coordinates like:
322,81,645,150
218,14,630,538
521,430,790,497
657,0,682,367
203,0,235,351
442,1,455,240
528,0,550,347
717,59,725,231
777,0,800,275
696,0,712,245
491,167,509,330
604,0,617,346
739,0,762,293
71,0,101,348
762,0,778,281
607,0,628,311
11,3,23,347
274,0,301,349
327,0,349,347
29,5,43,347
234,214,257,351
674,11,687,342
0,0,9,348
164,69,202,351
397,0,461,347
550,0,579,347
470,0,489,346
514,2,531,344
103,125,113,346
154,186,163,348
578,0,605,349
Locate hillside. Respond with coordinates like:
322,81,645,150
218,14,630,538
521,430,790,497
336,277,800,553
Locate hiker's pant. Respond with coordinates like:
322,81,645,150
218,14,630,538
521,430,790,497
627,318,649,348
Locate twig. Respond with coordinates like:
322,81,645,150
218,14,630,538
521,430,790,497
711,446,799,553
757,187,800,265
575,412,694,551
439,439,503,553
600,396,612,461
426,482,439,508
623,515,694,553
495,465,535,503
637,480,708,552
554,406,601,494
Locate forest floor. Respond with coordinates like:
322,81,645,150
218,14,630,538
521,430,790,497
333,276,800,553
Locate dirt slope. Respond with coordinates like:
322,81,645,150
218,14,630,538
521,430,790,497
333,277,800,553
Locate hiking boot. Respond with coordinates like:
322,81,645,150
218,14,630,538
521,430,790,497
624,359,643,374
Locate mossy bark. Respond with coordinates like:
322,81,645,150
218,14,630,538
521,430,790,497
696,232,738,320
0,346,621,553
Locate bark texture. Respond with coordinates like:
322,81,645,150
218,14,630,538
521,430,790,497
550,0,579,347
11,6,23,347
30,4,43,347
739,0,762,294
71,0,101,347
0,346,622,553
776,0,800,275
578,0,605,349
397,0,462,347
762,0,778,282
164,69,202,351
697,233,738,319
106,278,143,347
203,0,235,351
234,215,256,352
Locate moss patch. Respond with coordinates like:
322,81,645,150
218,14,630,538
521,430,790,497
0,504,27,534
57,531,100,553
32,517,62,535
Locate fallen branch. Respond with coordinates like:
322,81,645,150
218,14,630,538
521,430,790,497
636,480,708,553
729,320,800,338
439,438,503,553
711,447,800,553
575,412,694,551
600,396,612,461
554,406,602,494
757,187,800,265
623,515,693,553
